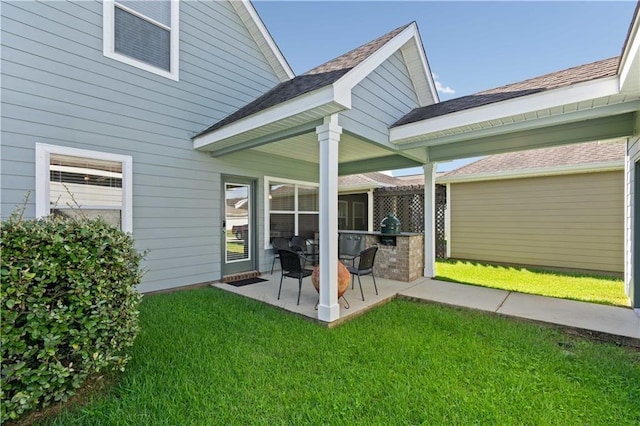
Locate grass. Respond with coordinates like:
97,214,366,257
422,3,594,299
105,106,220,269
436,259,629,307
40,288,639,425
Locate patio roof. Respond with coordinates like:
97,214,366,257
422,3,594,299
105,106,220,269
392,57,620,127
192,22,438,175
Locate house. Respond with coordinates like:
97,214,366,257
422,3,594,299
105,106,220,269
1,0,638,322
439,141,625,273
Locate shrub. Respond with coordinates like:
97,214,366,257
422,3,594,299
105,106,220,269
1,211,144,422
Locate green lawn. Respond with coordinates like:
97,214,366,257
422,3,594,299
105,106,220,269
436,259,629,307
42,289,639,425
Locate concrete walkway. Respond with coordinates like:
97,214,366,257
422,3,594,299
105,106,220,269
400,279,640,344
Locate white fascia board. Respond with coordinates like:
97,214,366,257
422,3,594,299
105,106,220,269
333,24,417,94
619,8,639,85
408,27,440,106
437,160,624,184
619,16,640,93
390,76,621,143
193,85,342,149
233,0,295,81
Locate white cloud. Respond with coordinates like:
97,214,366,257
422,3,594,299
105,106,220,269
433,73,455,94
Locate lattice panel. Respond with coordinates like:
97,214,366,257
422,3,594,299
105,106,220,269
374,185,447,258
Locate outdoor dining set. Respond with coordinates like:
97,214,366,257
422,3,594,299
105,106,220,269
271,235,379,306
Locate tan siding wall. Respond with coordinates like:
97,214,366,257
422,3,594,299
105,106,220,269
450,171,624,273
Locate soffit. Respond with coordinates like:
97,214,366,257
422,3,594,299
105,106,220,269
250,132,395,164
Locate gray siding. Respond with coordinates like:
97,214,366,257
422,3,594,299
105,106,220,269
450,171,624,273
339,51,419,144
0,0,293,292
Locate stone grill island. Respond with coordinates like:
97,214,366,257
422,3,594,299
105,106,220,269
338,230,424,282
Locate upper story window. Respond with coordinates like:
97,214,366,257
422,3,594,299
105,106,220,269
36,144,133,233
103,0,179,81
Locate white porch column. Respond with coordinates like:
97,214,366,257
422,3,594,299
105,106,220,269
367,189,374,232
423,163,436,277
316,115,342,322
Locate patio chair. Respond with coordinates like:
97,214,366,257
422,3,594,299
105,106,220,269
346,246,379,301
277,249,313,305
270,237,291,274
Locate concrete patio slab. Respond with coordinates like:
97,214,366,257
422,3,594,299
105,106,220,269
213,272,417,325
214,276,639,344
399,279,510,312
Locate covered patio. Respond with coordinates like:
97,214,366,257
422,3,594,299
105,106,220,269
195,10,640,323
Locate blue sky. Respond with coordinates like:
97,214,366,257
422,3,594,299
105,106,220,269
253,1,637,173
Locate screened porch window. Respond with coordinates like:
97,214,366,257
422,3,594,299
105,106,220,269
266,178,319,244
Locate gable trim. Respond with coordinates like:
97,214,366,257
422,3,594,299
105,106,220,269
231,0,295,82
333,23,436,107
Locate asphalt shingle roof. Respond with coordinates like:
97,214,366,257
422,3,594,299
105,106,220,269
195,24,411,138
392,57,620,127
338,172,401,187
441,141,625,179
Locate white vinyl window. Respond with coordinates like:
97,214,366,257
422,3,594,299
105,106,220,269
35,144,133,233
103,0,179,80
265,177,319,247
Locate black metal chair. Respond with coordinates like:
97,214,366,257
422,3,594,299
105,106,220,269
277,249,313,305
270,237,291,274
347,246,379,301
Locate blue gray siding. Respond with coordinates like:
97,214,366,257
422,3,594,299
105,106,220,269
625,113,640,307
0,0,294,292
339,51,419,144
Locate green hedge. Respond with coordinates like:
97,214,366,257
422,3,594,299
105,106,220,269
1,213,144,422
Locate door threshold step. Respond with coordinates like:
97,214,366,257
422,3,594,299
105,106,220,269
221,271,261,283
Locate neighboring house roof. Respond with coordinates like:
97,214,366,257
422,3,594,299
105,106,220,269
195,24,411,138
338,172,401,189
392,57,620,127
438,141,625,183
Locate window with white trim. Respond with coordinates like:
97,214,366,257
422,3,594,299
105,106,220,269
103,0,179,80
36,144,133,233
265,177,319,244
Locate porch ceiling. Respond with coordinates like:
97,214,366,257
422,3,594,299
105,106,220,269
248,128,424,176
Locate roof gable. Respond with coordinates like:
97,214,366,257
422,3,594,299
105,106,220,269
230,1,294,82
194,22,438,141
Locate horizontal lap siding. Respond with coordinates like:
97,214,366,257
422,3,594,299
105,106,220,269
0,0,286,292
450,171,624,273
339,51,419,144
626,116,640,306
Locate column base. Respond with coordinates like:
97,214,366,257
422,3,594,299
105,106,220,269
317,303,340,323
424,266,435,278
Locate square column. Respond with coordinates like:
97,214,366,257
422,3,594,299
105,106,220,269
423,163,436,277
316,115,342,322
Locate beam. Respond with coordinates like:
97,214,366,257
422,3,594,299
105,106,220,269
426,113,636,162
339,155,422,176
